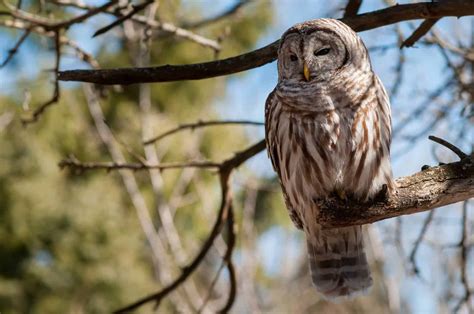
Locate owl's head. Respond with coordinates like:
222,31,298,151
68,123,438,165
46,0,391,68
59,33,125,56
277,19,370,83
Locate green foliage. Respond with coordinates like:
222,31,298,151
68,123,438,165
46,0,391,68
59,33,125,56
0,2,273,313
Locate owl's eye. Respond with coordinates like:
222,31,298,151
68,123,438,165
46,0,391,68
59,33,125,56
314,48,331,56
289,54,298,62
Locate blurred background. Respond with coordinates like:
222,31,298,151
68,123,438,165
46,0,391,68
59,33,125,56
0,0,472,313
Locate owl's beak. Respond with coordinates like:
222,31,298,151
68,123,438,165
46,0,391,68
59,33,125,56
303,62,310,81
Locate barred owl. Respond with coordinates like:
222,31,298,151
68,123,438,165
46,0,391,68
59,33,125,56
265,19,394,298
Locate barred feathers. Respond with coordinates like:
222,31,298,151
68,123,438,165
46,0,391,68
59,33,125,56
265,19,394,298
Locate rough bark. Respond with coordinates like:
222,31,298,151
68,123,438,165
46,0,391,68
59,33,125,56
317,156,474,228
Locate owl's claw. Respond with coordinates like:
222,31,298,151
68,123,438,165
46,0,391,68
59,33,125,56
336,189,347,201
373,184,390,202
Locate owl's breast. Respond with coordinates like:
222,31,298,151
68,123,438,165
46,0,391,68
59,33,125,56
274,105,354,203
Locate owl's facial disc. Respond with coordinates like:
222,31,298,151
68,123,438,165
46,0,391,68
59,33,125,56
303,31,347,80
277,30,347,84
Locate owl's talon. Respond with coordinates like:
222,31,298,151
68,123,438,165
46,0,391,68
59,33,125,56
336,189,347,201
373,184,390,202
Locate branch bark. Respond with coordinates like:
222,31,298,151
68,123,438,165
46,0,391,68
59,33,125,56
58,1,474,85
317,156,474,228
343,0,363,18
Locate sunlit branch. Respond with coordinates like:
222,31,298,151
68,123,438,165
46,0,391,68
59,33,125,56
58,1,474,85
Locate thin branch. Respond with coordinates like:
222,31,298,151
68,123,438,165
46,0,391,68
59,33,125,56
197,261,226,314
114,171,233,314
113,140,265,313
144,120,264,145
58,156,221,172
0,19,99,68
6,0,119,31
218,205,237,314
401,18,439,48
408,210,435,276
49,0,221,50
21,30,61,125
58,1,474,84
92,0,154,37
428,135,469,160
0,28,31,68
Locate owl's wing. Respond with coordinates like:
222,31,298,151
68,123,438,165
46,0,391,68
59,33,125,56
265,90,304,230
374,74,395,192
374,75,392,146
264,89,280,172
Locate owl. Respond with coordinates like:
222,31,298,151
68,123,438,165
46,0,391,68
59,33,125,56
265,19,394,298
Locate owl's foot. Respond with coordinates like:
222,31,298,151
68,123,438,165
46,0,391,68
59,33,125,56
332,189,355,205
336,189,347,201
373,184,390,202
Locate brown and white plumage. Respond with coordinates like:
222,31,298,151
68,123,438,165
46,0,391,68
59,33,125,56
265,19,394,298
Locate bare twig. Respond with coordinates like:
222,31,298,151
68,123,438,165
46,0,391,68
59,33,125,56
113,140,265,313
58,2,474,84
49,0,221,50
6,0,119,31
0,28,31,68
401,18,439,48
58,156,221,172
197,261,226,314
408,210,435,276
428,135,469,160
81,83,192,310
92,0,154,37
144,119,264,145
218,206,237,314
114,172,230,313
21,30,61,125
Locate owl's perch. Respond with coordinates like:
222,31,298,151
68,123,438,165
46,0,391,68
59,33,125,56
317,155,474,229
58,1,474,85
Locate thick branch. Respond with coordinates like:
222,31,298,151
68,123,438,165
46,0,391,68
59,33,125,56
58,1,474,85
317,156,474,228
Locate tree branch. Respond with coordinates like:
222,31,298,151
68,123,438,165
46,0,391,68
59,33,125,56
58,156,221,172
343,0,363,18
317,156,474,228
144,119,264,145
58,1,474,85
113,139,264,313
401,18,439,48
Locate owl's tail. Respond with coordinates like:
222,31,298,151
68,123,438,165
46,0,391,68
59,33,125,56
306,225,372,299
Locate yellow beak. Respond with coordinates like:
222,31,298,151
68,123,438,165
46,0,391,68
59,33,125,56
303,62,310,81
